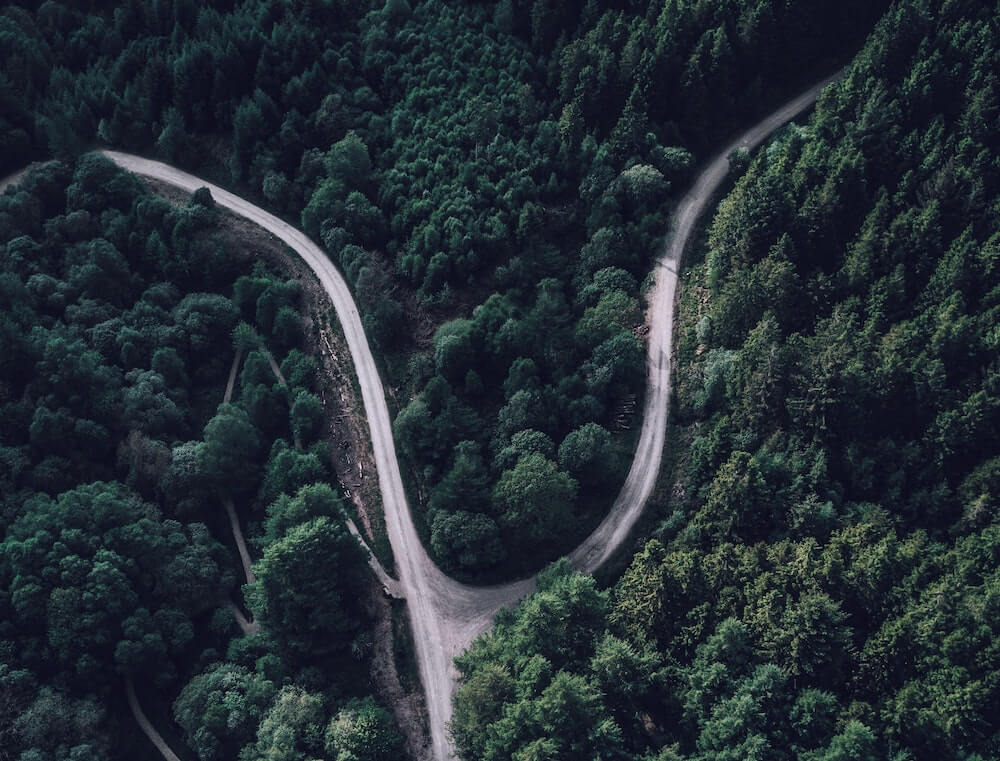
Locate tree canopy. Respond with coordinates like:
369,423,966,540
0,155,388,761
452,1,1000,758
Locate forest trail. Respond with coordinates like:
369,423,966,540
228,600,261,636
103,76,837,759
125,677,184,761
566,71,842,574
221,349,258,589
224,497,256,585
223,347,245,405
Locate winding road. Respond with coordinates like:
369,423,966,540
94,74,837,761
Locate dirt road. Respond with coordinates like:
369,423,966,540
125,677,183,761
0,165,35,193
0,161,64,194
103,147,477,761
567,73,842,574
101,76,836,758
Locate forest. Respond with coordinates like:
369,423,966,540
452,0,1000,759
1,0,886,576
0,159,400,759
1,0,997,759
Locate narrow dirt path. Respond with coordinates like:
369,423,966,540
264,350,289,388
220,348,260,635
342,512,404,598
227,600,260,636
262,349,304,449
224,497,256,586
223,347,245,404
228,342,397,601
125,677,183,761
102,77,837,759
221,349,257,587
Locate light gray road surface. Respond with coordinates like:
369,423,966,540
567,73,841,573
101,76,836,758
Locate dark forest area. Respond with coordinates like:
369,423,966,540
2,0,886,576
3,0,997,759
452,1,1000,759
0,160,398,760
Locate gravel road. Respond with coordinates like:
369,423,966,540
567,73,842,573
103,147,473,761
101,76,837,758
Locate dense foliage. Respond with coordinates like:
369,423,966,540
451,0,1000,758
373,0,882,574
1,0,885,575
0,159,397,761
6,0,993,759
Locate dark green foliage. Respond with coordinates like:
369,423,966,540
458,525,1000,760
191,186,215,209
0,159,247,511
7,1,989,758
398,274,644,570
173,663,277,761
0,0,893,581
455,2,1000,759
493,428,555,472
259,483,347,549
430,510,506,572
279,349,319,390
3,482,232,684
290,390,325,444
674,0,1000,543
240,686,328,761
558,422,614,486
492,453,578,549
5,685,111,761
428,440,491,515
324,696,405,761
349,0,877,571
201,403,264,498
258,440,330,506
246,516,367,660
452,562,623,760
1,156,375,761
